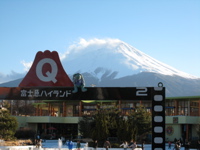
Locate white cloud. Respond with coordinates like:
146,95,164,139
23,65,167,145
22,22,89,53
20,60,33,72
60,38,122,61
76,38,122,49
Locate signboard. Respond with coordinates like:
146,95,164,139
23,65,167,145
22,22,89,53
0,87,163,100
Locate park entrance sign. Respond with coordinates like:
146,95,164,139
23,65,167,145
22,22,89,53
0,50,165,150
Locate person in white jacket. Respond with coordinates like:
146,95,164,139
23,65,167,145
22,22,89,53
120,141,128,150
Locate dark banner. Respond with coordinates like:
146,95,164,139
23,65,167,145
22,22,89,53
0,87,165,100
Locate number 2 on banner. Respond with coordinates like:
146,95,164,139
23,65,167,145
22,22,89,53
136,87,148,96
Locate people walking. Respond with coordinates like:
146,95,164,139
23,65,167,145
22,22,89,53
120,141,128,150
174,140,181,150
129,141,137,150
76,141,81,150
128,140,134,148
61,136,65,144
36,139,42,148
68,140,73,150
168,141,171,149
94,140,98,150
142,141,145,150
104,140,111,150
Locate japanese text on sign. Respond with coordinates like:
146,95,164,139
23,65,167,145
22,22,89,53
20,89,72,98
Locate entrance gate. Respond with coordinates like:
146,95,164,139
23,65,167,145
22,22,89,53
0,50,165,150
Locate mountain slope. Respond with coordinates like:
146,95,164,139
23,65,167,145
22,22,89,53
0,78,23,87
61,38,198,80
1,72,199,97
77,71,200,97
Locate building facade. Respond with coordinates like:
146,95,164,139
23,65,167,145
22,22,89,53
14,96,200,142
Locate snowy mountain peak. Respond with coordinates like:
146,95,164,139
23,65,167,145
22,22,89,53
61,38,198,80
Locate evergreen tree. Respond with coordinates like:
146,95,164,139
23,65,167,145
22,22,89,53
0,102,18,140
117,115,130,141
78,116,94,138
195,124,200,139
78,105,151,143
91,109,110,141
128,106,152,141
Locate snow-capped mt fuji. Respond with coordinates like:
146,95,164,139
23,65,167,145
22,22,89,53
61,38,197,80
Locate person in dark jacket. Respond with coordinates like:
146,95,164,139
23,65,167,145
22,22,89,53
94,140,98,150
175,140,181,150
103,140,111,150
76,141,81,150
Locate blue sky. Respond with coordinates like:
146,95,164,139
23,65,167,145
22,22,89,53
0,0,200,82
